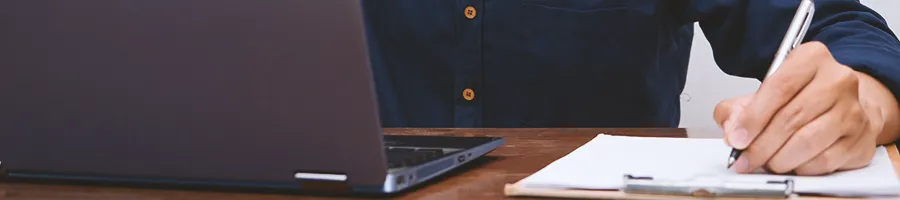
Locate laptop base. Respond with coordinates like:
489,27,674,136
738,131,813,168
0,135,504,195
296,135,505,194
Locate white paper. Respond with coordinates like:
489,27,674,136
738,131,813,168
518,134,900,197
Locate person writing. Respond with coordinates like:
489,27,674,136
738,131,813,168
360,0,900,175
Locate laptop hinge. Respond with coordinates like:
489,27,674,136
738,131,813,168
294,172,351,192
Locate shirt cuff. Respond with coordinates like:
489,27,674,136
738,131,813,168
829,44,900,110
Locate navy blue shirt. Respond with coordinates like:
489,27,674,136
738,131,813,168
361,0,900,128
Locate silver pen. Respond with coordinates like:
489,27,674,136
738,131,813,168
728,0,816,169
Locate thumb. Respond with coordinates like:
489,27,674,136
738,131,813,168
714,94,754,146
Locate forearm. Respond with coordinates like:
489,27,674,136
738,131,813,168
857,71,900,145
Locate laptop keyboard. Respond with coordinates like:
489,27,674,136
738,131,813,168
381,135,496,169
384,147,446,169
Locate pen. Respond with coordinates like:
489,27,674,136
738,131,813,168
728,0,816,169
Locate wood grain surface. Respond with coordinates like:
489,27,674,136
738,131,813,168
1,128,895,200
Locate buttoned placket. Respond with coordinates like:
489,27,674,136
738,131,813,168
453,0,484,127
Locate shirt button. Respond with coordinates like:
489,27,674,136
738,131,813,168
464,6,477,19
462,88,475,101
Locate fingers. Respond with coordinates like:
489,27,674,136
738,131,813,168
726,41,879,175
730,42,830,149
714,95,753,145
840,100,882,171
838,131,877,171
793,108,874,175
714,99,735,128
792,135,856,175
733,79,838,173
751,66,869,174
765,99,866,174
745,69,858,174
715,95,754,126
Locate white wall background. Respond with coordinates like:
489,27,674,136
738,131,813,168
678,0,900,129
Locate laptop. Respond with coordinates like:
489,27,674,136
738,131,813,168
0,0,504,194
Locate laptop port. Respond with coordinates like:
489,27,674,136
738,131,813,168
457,155,466,162
396,175,405,186
0,161,6,179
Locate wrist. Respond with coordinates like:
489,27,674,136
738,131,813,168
855,71,900,145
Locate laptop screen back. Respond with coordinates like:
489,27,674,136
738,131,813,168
0,0,388,188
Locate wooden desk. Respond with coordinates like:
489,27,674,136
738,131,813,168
0,128,894,200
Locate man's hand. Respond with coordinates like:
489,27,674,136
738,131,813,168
713,41,888,175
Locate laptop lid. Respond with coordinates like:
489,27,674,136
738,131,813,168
0,0,389,190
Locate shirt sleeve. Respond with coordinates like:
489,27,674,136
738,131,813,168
676,0,900,103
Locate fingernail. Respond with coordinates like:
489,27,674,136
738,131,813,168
732,157,749,172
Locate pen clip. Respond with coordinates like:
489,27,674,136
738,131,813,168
765,0,816,78
791,0,816,49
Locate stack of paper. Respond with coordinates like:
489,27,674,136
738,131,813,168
517,134,900,197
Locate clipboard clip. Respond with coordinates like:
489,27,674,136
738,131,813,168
623,174,794,198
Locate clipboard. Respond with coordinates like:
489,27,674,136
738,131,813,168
503,144,900,200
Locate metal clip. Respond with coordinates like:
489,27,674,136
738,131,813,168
623,174,794,198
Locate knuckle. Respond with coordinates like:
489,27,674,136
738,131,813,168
821,149,843,168
861,110,879,131
836,69,860,89
776,104,805,132
793,133,827,157
819,151,847,174
850,101,865,115
809,41,829,54
795,131,820,150
771,82,798,101
844,104,868,133
855,107,869,128
844,144,876,170
795,41,829,58
751,130,784,156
